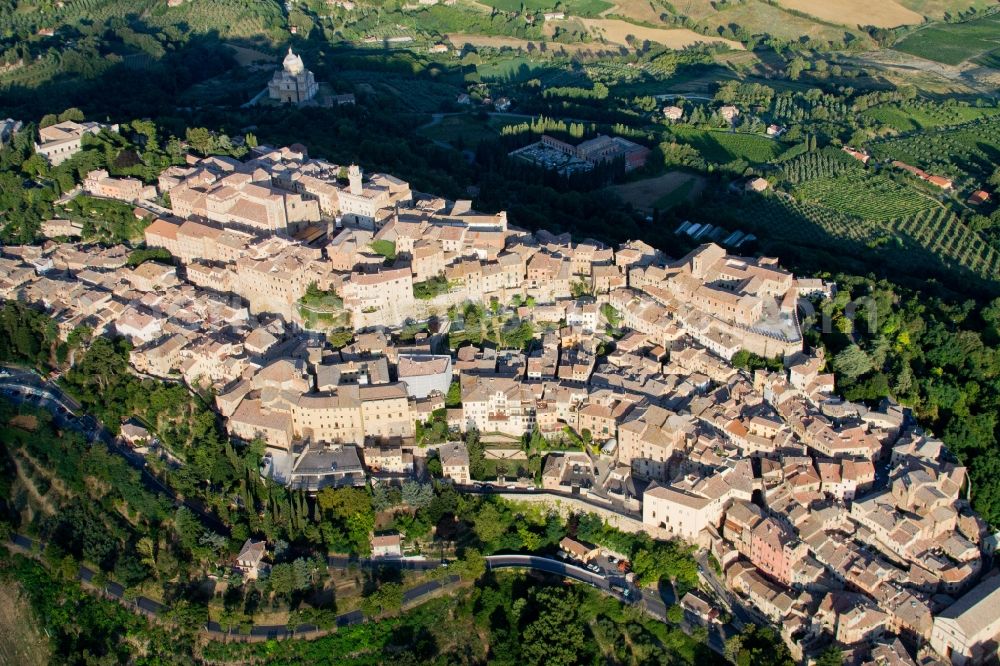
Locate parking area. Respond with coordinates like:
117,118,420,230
556,548,636,600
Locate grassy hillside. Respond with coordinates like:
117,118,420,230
892,13,1000,65
0,583,50,666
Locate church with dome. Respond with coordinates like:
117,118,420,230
268,48,319,105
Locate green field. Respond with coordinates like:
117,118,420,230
418,114,499,146
670,127,787,164
653,178,698,209
794,173,940,221
733,195,1000,286
863,103,1000,132
477,56,553,81
869,116,1000,182
779,148,862,185
892,14,1000,65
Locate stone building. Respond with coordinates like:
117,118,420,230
268,48,319,105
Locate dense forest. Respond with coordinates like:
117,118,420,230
808,278,1000,525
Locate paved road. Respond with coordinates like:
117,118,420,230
488,554,728,655
2,366,733,652
8,532,460,640
488,554,610,588
11,526,732,654
0,368,228,534
695,551,756,629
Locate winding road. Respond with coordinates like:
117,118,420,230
2,365,737,652
9,531,699,645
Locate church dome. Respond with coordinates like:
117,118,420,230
283,47,305,75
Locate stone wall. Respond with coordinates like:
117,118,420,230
495,492,675,542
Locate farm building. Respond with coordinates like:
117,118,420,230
718,105,740,123
967,190,990,205
372,532,403,558
892,161,953,190
663,106,683,122
842,146,870,164
559,537,600,562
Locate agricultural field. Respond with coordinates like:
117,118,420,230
652,177,702,209
862,102,1000,132
418,114,500,147
670,127,787,163
0,583,49,666
898,0,998,18
601,0,668,24
338,71,459,113
148,0,286,40
777,0,923,27
476,56,554,81
793,173,940,221
892,14,1000,65
974,50,1000,68
694,1,860,44
225,43,276,67
575,18,744,49
779,148,864,185
606,171,706,211
178,67,272,107
888,207,1000,279
734,195,1000,286
868,115,1000,183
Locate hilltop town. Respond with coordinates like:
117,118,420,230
2,120,998,666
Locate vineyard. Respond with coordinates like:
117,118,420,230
862,102,1000,132
732,194,1000,288
670,126,787,164
2,0,284,42
793,173,940,221
0,54,63,90
892,13,1000,65
738,196,880,253
868,115,1000,183
1,0,285,94
145,0,286,40
779,147,862,185
888,208,1000,280
769,90,852,125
